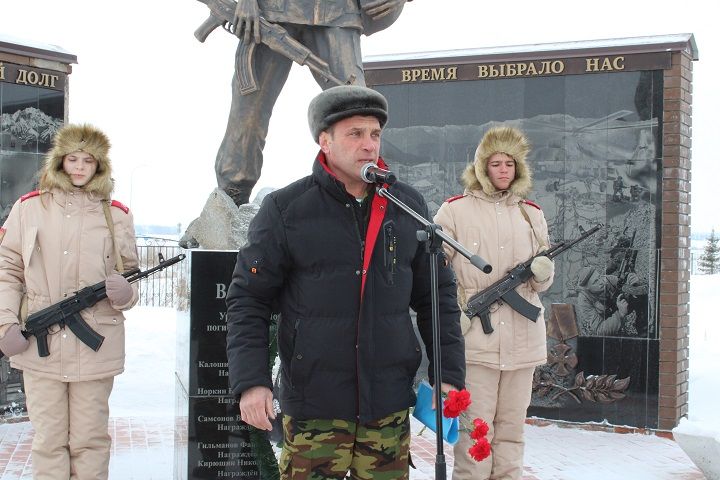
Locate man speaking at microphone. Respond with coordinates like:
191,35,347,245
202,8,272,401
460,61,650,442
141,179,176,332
226,85,465,479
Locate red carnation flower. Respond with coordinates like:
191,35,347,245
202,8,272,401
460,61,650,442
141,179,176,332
416,387,490,463
471,418,489,439
442,389,472,418
468,436,491,462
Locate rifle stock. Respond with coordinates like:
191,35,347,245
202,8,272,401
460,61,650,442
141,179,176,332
23,254,185,357
465,225,602,334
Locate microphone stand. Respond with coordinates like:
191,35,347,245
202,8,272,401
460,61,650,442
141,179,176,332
377,186,491,480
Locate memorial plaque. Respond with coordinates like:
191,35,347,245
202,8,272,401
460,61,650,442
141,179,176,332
175,250,262,480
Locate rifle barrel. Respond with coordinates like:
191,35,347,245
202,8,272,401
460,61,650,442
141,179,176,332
126,254,186,284
547,224,602,260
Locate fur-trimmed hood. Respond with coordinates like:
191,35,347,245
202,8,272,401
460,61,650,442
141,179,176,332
461,125,532,197
38,124,114,198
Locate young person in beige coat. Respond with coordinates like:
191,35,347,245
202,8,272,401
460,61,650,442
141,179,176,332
0,124,139,480
434,126,554,480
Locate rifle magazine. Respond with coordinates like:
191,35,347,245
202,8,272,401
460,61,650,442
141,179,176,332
501,289,541,322
36,334,50,358
238,41,259,95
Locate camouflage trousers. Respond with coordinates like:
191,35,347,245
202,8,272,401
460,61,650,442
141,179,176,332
278,409,410,480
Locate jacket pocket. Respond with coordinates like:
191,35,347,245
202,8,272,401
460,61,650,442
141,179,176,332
373,313,421,373
26,291,50,311
289,318,307,386
382,221,397,285
465,314,500,358
288,317,355,387
25,293,61,334
90,301,126,326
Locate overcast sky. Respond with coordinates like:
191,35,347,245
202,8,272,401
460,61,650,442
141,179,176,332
2,1,716,234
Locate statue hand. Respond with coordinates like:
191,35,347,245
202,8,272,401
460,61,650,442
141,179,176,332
233,0,261,44
362,0,405,20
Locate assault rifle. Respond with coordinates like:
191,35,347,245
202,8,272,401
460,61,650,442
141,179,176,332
465,225,602,334
194,0,353,94
22,253,186,357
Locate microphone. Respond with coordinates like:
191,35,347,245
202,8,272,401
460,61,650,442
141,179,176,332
360,163,397,185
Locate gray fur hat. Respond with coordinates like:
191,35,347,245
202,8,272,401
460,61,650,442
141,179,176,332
308,85,388,142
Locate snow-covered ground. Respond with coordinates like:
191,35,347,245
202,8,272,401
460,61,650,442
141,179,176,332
685,274,720,429
672,273,720,480
110,275,720,428
109,306,177,417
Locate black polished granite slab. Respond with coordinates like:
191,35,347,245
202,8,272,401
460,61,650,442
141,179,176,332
175,250,261,480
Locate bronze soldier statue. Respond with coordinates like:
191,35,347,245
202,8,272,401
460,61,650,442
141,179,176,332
198,0,408,205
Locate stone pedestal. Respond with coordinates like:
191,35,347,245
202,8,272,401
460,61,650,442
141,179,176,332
175,250,261,480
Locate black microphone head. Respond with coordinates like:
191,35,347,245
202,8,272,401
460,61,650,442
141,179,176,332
360,162,377,184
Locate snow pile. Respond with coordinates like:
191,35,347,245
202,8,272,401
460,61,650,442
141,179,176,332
672,273,720,479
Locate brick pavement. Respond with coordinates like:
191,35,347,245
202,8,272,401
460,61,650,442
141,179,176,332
0,416,705,479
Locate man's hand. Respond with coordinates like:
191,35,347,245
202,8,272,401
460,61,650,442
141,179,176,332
431,382,457,411
239,386,275,430
362,0,405,20
232,0,261,44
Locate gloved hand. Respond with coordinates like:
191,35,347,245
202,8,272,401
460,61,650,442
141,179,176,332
105,273,133,306
530,256,554,282
0,324,30,357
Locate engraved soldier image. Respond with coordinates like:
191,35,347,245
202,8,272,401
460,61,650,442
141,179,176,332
196,0,409,205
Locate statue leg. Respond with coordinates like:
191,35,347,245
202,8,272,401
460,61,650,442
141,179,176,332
216,43,293,205
301,27,366,89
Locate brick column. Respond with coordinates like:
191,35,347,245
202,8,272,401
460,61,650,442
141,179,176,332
658,51,693,430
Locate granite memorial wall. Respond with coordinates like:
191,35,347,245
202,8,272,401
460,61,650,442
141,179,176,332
364,34,697,429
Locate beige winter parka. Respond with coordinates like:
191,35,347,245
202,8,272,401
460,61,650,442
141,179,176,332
0,125,139,381
434,126,553,370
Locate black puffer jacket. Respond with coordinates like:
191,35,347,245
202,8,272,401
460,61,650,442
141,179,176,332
226,153,465,422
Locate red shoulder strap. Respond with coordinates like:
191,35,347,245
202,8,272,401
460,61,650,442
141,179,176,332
110,200,130,214
446,194,465,204
522,199,542,210
20,190,41,202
